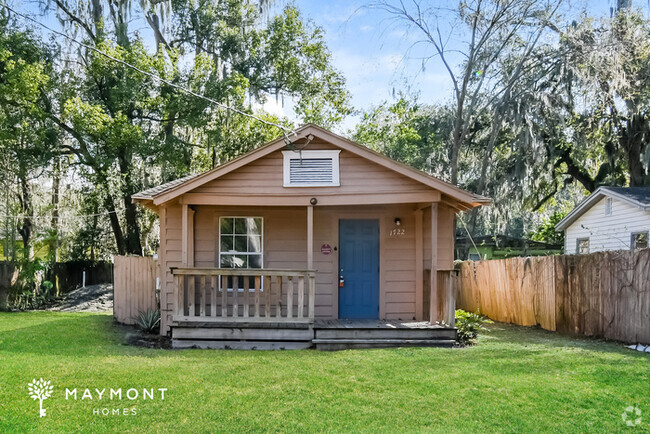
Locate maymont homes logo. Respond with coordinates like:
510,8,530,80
27,378,168,417
27,378,53,417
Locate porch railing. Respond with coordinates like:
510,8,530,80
171,268,316,323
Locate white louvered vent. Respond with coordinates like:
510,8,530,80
283,150,340,187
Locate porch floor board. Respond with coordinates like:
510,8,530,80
314,319,452,330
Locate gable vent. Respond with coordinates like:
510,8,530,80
283,150,340,187
290,158,333,184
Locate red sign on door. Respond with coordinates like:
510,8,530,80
321,244,332,255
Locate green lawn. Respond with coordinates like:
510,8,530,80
0,312,648,433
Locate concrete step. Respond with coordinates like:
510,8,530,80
312,338,456,351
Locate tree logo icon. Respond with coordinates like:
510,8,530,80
27,378,53,417
622,405,642,427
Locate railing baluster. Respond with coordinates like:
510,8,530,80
221,274,227,317
199,275,206,317
211,275,217,317
232,276,239,318
287,276,294,319
308,274,315,321
265,275,271,318
188,275,195,317
276,276,282,318
243,276,250,318
177,274,185,317
297,276,304,319
254,275,261,318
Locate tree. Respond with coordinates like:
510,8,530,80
0,17,57,259
373,0,564,186
38,0,351,255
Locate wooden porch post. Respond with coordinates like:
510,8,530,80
182,203,189,266
181,204,195,267
307,205,314,270
429,203,438,324
414,208,424,321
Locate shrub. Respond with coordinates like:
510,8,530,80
135,309,160,334
455,309,492,346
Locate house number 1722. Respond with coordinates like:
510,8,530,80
389,228,406,237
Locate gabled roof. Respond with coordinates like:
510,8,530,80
555,186,650,231
133,124,490,209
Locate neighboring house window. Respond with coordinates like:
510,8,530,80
282,150,340,187
219,217,263,269
576,238,589,254
631,232,648,250
605,197,612,215
468,253,481,261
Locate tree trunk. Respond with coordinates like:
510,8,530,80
621,114,648,187
118,151,143,255
50,154,60,295
17,171,33,261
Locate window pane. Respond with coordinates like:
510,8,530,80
634,233,648,249
220,218,234,235
247,218,262,236
234,235,248,252
220,235,234,252
248,235,262,253
249,254,262,269
234,218,247,235
220,255,235,268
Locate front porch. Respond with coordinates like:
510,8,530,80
170,267,456,349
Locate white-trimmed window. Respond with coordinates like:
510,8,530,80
631,232,648,250
576,238,589,254
282,150,340,187
219,217,263,269
219,217,263,291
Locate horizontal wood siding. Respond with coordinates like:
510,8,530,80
191,142,433,198
565,196,650,253
160,204,182,334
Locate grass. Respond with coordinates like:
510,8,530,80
0,312,648,433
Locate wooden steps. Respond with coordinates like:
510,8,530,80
312,338,455,350
312,321,456,350
170,319,457,350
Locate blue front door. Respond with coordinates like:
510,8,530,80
338,219,380,319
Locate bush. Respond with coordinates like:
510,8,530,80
135,309,160,334
455,309,492,346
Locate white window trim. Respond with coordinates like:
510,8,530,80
631,231,649,250
605,197,612,215
282,150,341,187
576,237,589,254
218,216,264,292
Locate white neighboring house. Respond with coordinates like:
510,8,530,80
555,187,650,254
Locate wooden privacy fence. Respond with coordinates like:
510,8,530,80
456,249,650,344
113,256,158,325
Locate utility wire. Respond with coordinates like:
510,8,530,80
1,3,297,142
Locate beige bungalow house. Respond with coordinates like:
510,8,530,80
133,124,489,349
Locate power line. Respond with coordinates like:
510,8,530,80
1,3,297,141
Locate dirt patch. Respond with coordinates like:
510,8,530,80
49,283,113,312
124,329,172,349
